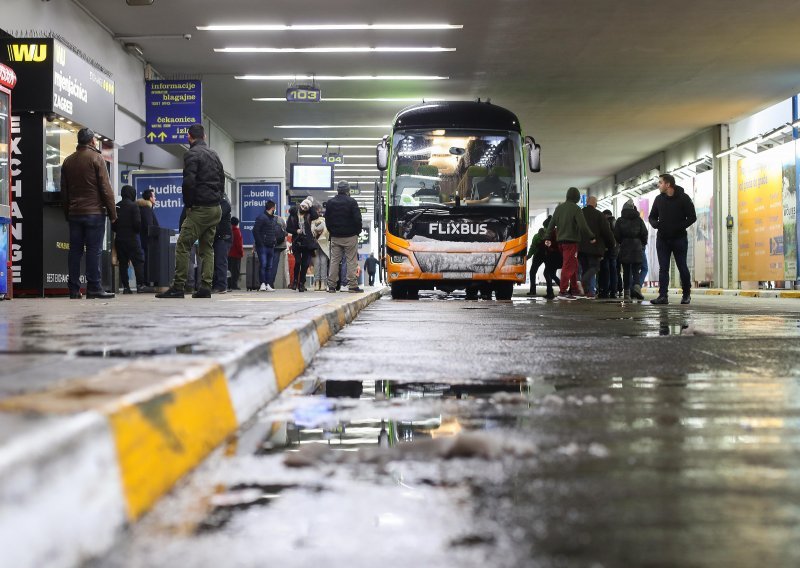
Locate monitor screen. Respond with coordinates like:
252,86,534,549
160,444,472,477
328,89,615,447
290,163,333,190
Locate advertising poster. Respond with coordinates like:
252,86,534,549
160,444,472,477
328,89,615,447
781,143,797,280
638,190,659,284
130,170,184,232
692,171,714,283
737,146,784,281
239,182,282,246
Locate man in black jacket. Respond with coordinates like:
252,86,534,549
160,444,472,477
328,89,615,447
364,253,380,286
212,194,232,293
579,196,616,298
325,180,363,293
252,200,279,291
114,185,153,294
648,174,697,305
157,124,224,299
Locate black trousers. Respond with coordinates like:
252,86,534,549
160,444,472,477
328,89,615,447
368,271,376,286
116,237,144,290
293,249,314,286
228,257,242,289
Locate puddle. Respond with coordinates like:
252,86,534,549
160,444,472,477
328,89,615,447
196,483,303,533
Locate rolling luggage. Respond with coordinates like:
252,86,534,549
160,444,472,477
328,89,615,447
246,251,261,290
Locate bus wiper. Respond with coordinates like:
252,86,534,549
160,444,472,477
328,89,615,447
402,205,451,224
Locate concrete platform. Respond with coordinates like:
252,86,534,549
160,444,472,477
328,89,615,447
0,288,385,568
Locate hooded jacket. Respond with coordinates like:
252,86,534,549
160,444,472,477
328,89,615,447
648,185,697,239
579,205,616,257
61,145,117,221
215,194,232,241
113,186,141,241
325,192,362,238
545,187,594,243
182,139,225,208
137,198,160,250
614,205,649,264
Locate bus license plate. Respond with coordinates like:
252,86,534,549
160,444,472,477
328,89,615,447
442,272,473,279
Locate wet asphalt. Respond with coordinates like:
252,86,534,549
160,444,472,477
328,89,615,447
94,292,800,568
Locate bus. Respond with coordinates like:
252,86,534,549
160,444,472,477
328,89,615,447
374,101,541,300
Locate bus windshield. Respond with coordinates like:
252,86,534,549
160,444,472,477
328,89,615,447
391,130,524,208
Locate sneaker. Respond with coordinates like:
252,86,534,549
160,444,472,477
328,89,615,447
86,290,115,299
156,287,185,299
651,296,669,305
349,287,364,293
545,293,555,300
122,287,133,295
137,285,155,293
681,294,691,305
298,284,306,292
631,285,645,301
266,284,275,292
213,287,228,294
259,283,267,291
556,293,577,301
192,287,211,298
327,287,337,293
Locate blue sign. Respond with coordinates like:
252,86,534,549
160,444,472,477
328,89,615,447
580,194,587,207
129,170,185,232
145,80,202,145
240,182,282,246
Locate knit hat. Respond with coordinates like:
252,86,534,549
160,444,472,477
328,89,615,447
622,199,635,210
299,197,314,211
337,180,350,193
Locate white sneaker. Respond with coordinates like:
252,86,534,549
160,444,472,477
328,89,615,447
266,284,275,292
259,283,267,291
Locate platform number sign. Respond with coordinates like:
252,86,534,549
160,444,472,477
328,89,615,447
323,153,343,165
286,86,321,102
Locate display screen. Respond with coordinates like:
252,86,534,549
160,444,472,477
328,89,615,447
290,163,333,190
45,118,79,192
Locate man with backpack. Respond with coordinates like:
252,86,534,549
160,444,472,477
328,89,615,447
252,200,283,291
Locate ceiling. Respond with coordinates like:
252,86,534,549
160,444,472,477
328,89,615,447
80,0,800,210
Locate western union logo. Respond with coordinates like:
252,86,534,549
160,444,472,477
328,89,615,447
6,43,48,63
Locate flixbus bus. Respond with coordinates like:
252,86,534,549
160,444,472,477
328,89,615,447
374,101,541,300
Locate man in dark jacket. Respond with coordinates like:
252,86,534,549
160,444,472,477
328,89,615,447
648,174,697,305
114,185,152,294
157,124,224,299
364,253,380,286
137,189,159,285
579,196,616,298
545,187,596,300
615,200,649,301
252,200,279,291
61,128,117,299
325,180,363,293
598,210,620,299
212,194,232,294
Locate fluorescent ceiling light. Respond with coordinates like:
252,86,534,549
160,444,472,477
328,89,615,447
716,148,738,158
237,75,448,81
285,137,382,141
218,47,454,53
335,175,381,179
198,23,463,31
330,168,378,172
254,97,441,102
277,125,389,129
298,144,376,148
301,154,374,158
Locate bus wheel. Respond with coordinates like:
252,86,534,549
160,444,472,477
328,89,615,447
407,286,419,300
495,282,514,301
465,284,479,301
391,283,407,300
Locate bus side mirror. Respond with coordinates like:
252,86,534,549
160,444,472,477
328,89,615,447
525,136,541,173
376,138,389,171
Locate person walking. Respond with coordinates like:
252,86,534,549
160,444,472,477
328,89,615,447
311,204,330,291
252,200,279,291
156,124,224,299
269,213,287,289
579,195,615,299
60,128,117,299
228,217,244,290
615,200,649,301
212,193,232,294
364,253,379,286
526,220,548,296
325,180,363,293
137,188,159,286
542,220,562,300
648,174,697,305
113,185,152,294
286,198,319,292
545,187,596,301
598,209,619,299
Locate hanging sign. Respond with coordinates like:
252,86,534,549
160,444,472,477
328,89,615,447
322,153,343,164
145,80,202,144
286,86,321,102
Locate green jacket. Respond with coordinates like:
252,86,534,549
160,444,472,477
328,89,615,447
545,187,595,243
527,227,546,259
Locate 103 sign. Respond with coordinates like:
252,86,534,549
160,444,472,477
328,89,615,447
286,87,321,102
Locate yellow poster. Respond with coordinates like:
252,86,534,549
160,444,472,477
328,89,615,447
737,146,784,281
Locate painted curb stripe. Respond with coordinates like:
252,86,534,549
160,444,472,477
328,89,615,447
269,331,307,391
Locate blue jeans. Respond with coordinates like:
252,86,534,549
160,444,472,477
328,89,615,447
656,236,691,297
257,245,275,286
68,214,106,294
268,249,283,287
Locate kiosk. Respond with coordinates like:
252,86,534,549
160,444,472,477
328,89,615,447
0,62,16,298
0,38,115,296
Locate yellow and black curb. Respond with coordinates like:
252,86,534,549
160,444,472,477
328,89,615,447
0,289,384,568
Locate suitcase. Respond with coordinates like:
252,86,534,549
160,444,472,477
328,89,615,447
246,251,261,290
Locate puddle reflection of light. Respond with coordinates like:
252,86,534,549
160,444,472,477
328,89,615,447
377,513,406,527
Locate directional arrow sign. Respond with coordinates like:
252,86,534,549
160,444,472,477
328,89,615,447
146,132,156,142
158,132,167,142
145,80,203,145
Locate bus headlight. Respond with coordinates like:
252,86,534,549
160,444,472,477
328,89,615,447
388,249,409,264
505,252,525,266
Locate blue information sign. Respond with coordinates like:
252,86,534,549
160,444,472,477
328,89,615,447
240,182,282,246
129,170,185,232
145,80,202,144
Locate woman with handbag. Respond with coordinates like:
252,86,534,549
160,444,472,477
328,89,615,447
286,198,319,292
311,203,330,291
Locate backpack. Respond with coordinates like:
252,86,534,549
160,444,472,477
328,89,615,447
275,220,286,247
